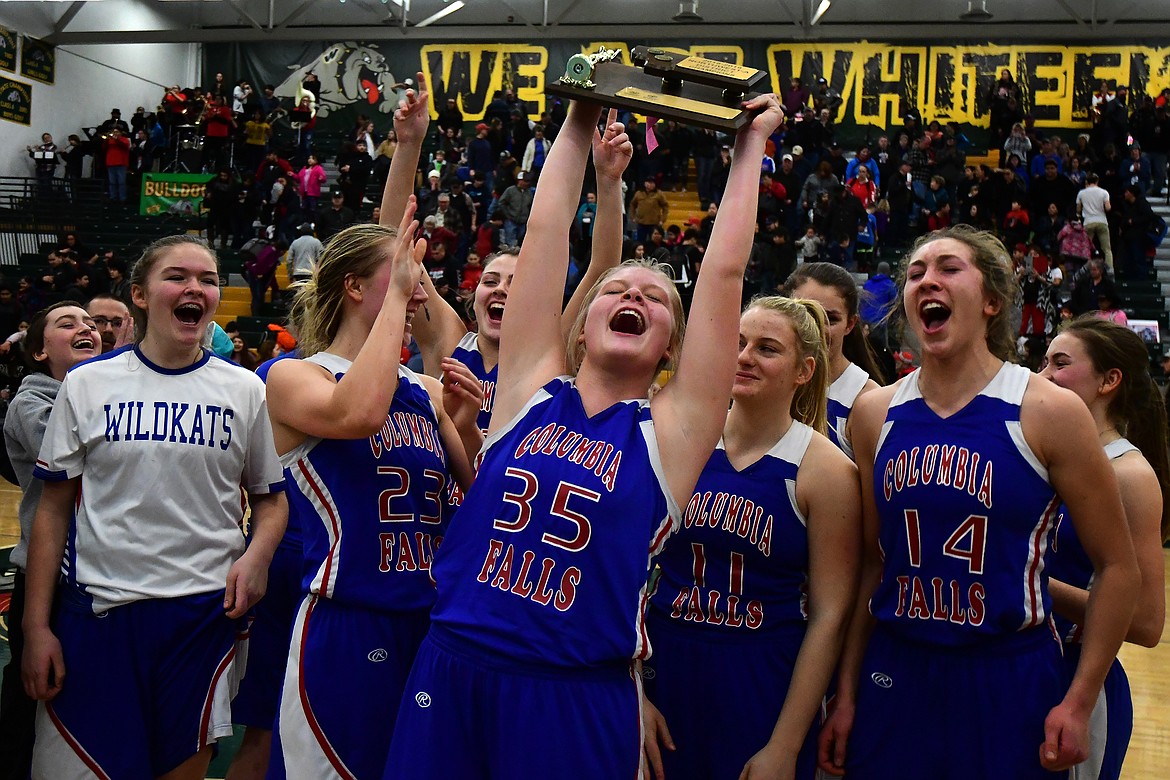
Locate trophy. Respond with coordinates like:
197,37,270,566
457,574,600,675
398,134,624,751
547,46,767,132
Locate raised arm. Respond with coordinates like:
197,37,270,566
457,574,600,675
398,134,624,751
492,100,604,430
652,95,786,507
411,268,469,379
562,108,631,341
379,72,430,228
267,201,427,446
419,372,478,493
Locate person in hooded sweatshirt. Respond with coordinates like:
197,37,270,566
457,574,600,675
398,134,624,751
0,302,101,780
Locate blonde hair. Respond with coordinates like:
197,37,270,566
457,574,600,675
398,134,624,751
745,295,831,436
565,259,685,378
289,223,398,357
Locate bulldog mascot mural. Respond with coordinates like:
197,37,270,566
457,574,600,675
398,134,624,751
275,41,406,118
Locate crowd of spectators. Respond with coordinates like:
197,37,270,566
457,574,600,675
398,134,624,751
19,68,1170,374
0,228,138,417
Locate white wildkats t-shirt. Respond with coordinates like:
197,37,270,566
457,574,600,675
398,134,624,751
35,346,286,612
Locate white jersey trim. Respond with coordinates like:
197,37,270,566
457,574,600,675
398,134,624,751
279,595,360,780
775,422,813,528
768,420,815,466
875,420,896,458
294,457,344,599
632,665,647,780
634,410,682,660
1007,421,1049,482
199,631,247,747
1072,682,1111,780
305,351,351,376
309,352,437,419
828,361,870,406
1105,437,1139,460
1020,494,1061,630
455,330,481,355
828,363,869,460
641,413,682,530
887,367,924,408
34,703,113,780
786,479,806,528
980,361,1029,405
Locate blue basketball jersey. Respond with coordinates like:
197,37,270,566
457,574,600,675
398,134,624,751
451,331,498,433
649,422,814,633
257,352,303,549
283,353,450,612
428,376,680,669
447,332,497,511
1049,438,1138,644
827,361,870,459
871,363,1060,646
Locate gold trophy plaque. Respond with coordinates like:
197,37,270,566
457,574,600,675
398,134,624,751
547,46,766,132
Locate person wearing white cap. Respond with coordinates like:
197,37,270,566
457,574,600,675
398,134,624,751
416,168,443,215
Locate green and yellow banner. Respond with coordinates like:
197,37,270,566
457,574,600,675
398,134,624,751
0,76,31,126
20,35,54,85
0,26,17,73
140,173,213,217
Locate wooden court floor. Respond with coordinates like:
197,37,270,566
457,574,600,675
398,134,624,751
0,481,1166,777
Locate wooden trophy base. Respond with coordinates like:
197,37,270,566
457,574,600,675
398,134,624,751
548,50,763,133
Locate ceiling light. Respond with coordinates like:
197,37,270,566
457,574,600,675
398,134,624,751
415,0,464,26
960,1,993,21
811,0,832,26
672,1,702,22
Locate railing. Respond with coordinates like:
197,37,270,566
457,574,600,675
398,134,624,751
0,176,201,266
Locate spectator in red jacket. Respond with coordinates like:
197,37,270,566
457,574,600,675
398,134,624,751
845,165,878,207
102,127,131,203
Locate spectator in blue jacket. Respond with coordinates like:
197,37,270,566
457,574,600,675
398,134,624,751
1122,144,1153,196
862,260,898,347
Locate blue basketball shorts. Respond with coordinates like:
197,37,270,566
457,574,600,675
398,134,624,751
1064,647,1132,780
32,588,246,780
642,611,818,780
382,626,643,780
275,595,430,780
844,624,1068,780
232,540,303,731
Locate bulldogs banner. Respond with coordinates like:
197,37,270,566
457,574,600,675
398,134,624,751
140,172,213,217
207,39,1170,147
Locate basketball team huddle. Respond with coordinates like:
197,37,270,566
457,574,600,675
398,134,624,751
7,74,1166,780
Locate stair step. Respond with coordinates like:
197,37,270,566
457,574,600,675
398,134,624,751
218,300,252,317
